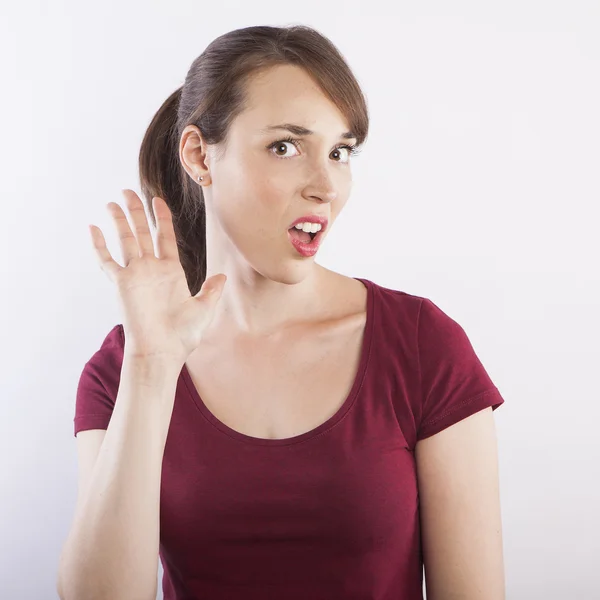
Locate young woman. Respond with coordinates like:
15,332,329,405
57,24,506,600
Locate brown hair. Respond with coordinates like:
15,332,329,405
138,24,370,296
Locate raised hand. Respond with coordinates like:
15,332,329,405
89,189,226,365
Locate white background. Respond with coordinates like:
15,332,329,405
1,1,599,598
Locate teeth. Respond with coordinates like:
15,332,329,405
294,222,322,233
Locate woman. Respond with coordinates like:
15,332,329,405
57,24,506,600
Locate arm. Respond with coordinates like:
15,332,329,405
57,355,181,600
415,407,506,600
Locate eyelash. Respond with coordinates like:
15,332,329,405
267,136,361,161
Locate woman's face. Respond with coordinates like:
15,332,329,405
181,63,358,281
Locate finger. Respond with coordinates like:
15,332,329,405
122,189,155,257
107,202,141,266
153,196,180,261
89,224,122,280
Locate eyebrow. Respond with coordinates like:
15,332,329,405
261,123,357,141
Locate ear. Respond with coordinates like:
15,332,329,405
179,125,211,183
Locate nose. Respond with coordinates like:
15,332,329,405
314,189,336,204
304,168,338,204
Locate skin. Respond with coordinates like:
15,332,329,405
179,63,355,340
415,407,506,599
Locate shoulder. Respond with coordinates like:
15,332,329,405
78,324,125,392
74,324,126,437
358,277,432,330
365,279,471,346
86,324,125,364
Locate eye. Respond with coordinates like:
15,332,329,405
267,136,361,164
268,138,301,159
331,146,355,164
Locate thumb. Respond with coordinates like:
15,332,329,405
195,274,227,299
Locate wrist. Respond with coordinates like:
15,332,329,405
122,350,185,380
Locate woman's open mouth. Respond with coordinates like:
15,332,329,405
287,226,324,257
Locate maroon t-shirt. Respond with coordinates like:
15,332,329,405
73,277,505,600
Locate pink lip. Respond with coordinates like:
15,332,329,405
288,214,329,231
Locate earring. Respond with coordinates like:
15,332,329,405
197,175,203,182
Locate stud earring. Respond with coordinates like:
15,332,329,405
197,175,203,182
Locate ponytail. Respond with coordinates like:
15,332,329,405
138,86,207,296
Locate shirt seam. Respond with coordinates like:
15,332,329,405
416,298,424,425
421,387,499,427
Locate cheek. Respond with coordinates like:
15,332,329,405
217,185,285,242
246,169,292,212
250,187,293,243
334,196,349,215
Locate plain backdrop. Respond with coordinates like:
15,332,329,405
1,1,599,598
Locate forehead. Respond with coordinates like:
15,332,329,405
235,64,350,135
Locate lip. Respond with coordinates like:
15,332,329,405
288,214,329,232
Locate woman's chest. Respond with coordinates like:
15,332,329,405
183,312,367,440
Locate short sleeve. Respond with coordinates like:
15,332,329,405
73,324,125,437
416,298,504,441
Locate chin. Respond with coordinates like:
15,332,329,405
258,262,319,287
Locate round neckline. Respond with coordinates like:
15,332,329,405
180,277,375,446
